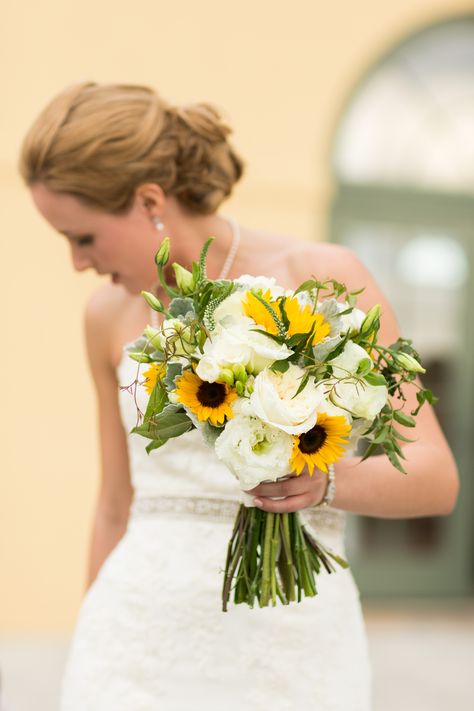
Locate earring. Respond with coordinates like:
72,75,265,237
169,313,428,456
153,216,165,232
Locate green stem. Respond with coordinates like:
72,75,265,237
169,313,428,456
259,512,275,607
270,514,280,606
280,513,296,601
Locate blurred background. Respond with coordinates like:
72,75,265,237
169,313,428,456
1,1,473,709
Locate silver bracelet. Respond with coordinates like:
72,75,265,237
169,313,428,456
314,464,336,508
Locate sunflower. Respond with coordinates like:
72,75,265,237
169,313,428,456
243,290,330,346
175,371,237,426
143,362,166,395
290,413,351,475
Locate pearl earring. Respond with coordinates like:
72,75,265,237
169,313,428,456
153,216,165,232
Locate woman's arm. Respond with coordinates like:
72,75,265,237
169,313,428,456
84,286,133,588
249,245,459,518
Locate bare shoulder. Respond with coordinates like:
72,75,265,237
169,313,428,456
285,240,366,287
84,284,134,371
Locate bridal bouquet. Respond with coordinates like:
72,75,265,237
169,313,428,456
126,237,435,610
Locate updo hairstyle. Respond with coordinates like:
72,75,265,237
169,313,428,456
19,82,244,215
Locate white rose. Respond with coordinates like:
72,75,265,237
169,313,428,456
250,364,323,435
330,379,388,420
214,415,293,489
329,341,372,378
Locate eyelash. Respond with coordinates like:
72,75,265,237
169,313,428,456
76,236,94,247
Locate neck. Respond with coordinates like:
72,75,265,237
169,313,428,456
169,212,235,277
148,210,239,301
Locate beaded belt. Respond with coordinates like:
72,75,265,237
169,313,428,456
130,495,345,534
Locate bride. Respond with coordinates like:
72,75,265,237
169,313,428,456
20,82,458,711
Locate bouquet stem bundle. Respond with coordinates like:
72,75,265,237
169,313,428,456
222,505,348,611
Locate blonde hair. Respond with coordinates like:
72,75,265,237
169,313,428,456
19,82,244,215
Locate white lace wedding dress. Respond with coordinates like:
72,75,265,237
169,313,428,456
60,350,372,711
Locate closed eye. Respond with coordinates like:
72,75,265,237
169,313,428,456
75,235,94,247
60,231,95,247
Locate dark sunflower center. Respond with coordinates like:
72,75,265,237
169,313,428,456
299,425,327,454
197,381,227,408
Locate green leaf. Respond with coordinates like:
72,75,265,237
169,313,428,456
360,441,380,462
145,438,167,454
364,372,387,387
356,358,372,377
287,329,314,349
144,383,167,421
271,360,290,373
168,297,195,318
163,362,184,391
391,426,415,443
371,425,390,444
393,410,416,428
294,279,326,296
250,328,286,345
293,372,310,398
132,409,193,441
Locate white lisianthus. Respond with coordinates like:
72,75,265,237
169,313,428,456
337,303,366,335
329,341,373,378
195,356,222,383
234,275,286,297
211,318,292,374
196,333,251,382
250,364,323,435
213,290,248,326
214,415,293,489
330,379,388,420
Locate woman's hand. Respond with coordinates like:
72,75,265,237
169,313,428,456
245,470,328,513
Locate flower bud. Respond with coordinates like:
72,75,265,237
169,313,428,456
359,304,381,337
141,290,164,312
218,368,235,386
144,325,163,351
232,364,248,383
235,380,245,396
172,263,195,295
172,262,196,295
155,238,170,267
395,352,426,373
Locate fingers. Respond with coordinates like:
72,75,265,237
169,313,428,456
253,492,314,514
247,478,307,498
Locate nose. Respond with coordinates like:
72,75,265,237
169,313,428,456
70,245,93,272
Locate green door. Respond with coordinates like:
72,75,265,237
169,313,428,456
331,185,474,597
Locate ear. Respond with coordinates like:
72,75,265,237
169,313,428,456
133,183,167,218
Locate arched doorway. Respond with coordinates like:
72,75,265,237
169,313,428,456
330,16,474,597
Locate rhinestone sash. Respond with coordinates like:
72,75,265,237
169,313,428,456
130,495,345,533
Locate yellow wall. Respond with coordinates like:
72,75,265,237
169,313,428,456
2,0,472,631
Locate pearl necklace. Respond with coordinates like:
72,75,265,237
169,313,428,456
150,216,241,328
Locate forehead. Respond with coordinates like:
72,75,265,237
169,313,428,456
30,183,106,234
